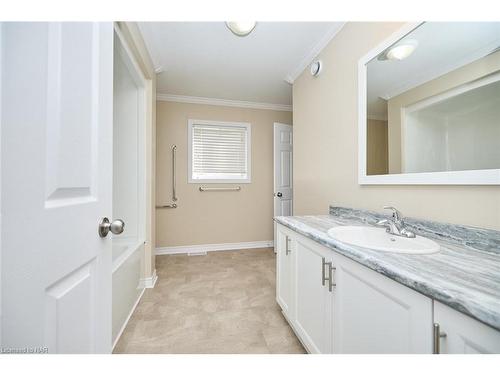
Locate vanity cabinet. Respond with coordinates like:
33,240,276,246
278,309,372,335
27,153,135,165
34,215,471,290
293,235,334,353
276,223,432,354
434,301,500,354
276,225,295,321
333,253,432,353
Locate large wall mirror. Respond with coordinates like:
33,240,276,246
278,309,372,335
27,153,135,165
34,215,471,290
359,22,500,184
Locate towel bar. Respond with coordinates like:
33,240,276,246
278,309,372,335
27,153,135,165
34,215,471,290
199,186,241,192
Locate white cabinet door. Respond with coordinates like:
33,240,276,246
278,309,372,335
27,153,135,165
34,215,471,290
333,253,433,353
293,236,333,354
276,225,295,319
434,301,500,354
1,22,114,353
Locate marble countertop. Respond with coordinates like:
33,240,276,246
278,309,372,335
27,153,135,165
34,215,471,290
274,207,500,331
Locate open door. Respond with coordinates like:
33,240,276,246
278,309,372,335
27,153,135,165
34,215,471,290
273,122,293,219
1,22,114,353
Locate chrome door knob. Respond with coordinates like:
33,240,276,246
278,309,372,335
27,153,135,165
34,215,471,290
276,192,283,197
98,217,125,238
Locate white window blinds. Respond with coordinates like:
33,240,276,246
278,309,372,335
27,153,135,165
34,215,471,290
189,121,251,182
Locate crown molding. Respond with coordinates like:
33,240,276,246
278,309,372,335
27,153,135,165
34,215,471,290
284,22,346,84
156,93,292,112
136,22,164,74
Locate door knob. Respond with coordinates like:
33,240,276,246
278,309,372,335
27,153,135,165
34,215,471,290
276,192,282,197
98,217,125,238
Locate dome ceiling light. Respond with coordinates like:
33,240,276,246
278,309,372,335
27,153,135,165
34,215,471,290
225,22,257,37
379,39,418,61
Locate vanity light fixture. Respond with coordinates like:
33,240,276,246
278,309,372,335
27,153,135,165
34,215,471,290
379,39,418,61
225,21,257,37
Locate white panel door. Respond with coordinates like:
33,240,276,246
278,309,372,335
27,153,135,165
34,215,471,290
273,123,293,217
333,253,433,353
293,236,333,354
276,225,294,319
434,301,500,354
1,22,114,353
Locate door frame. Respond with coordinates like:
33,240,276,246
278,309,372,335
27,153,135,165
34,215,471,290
114,23,157,285
113,24,147,247
111,24,149,349
273,122,293,249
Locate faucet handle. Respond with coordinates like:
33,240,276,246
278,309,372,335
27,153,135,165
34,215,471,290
383,206,403,223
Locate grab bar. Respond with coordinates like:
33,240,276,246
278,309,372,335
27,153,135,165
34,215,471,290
172,145,177,201
199,186,241,192
156,145,178,209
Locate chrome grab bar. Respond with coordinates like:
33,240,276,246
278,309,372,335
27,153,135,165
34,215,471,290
172,145,177,202
156,203,177,209
199,186,241,192
156,145,178,209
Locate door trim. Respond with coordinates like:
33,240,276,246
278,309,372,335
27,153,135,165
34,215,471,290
113,24,148,271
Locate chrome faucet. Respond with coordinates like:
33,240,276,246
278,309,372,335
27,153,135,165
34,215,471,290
376,206,416,238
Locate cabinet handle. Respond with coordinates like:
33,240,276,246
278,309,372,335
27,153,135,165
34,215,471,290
433,323,447,354
285,236,291,255
328,264,336,292
322,257,332,287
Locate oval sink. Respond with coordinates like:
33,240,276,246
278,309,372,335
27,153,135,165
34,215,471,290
327,226,440,254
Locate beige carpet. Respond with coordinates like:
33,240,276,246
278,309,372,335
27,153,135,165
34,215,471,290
113,248,306,354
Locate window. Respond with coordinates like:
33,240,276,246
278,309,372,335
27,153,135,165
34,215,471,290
188,119,251,183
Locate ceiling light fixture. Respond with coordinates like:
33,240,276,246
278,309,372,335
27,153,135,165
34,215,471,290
225,21,257,37
379,39,418,61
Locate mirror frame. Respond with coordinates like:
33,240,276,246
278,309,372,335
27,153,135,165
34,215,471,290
358,22,500,185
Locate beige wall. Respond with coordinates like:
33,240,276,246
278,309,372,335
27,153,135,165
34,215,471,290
293,22,500,230
156,101,292,247
388,50,500,173
366,119,388,175
116,22,157,277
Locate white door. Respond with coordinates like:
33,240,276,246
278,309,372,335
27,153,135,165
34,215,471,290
434,301,500,354
1,22,114,353
276,225,294,319
293,236,333,354
333,253,432,353
273,123,293,218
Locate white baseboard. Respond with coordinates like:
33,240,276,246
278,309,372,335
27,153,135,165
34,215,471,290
112,287,145,351
138,269,158,289
156,240,274,256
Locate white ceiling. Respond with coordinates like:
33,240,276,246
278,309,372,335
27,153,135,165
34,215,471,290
367,22,500,119
138,22,344,106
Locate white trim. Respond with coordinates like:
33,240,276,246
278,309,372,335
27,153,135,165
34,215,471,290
156,240,274,256
114,24,146,86
136,22,163,74
284,22,346,84
404,70,500,115
156,93,292,112
112,287,145,351
188,119,252,184
138,269,158,289
358,22,500,186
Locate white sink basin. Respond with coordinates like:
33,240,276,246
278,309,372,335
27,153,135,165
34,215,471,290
327,226,440,254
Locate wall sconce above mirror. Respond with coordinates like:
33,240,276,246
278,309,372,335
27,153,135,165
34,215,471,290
358,22,500,185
